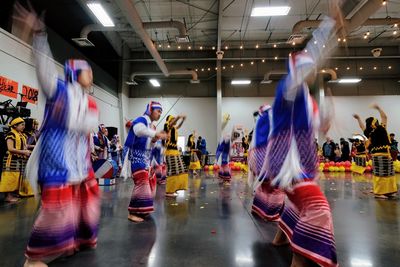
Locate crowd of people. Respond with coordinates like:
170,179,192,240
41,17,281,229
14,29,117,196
320,133,398,163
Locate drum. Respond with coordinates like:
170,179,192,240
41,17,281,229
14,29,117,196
93,159,118,179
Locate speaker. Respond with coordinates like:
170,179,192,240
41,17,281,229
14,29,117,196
107,127,118,138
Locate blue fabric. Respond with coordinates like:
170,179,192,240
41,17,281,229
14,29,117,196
254,109,271,148
38,80,70,185
124,116,151,172
216,139,230,165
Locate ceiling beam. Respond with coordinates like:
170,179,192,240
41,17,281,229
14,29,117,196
175,0,218,15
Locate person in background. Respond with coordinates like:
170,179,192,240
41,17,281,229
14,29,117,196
390,133,398,161
110,134,122,168
123,101,167,222
216,134,232,186
353,104,397,199
25,119,40,148
93,124,110,160
340,137,350,162
164,115,188,197
15,3,101,266
322,137,336,161
0,117,31,202
187,131,201,175
334,143,341,162
196,136,202,150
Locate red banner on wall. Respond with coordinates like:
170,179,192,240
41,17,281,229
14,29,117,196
22,85,39,104
0,76,18,99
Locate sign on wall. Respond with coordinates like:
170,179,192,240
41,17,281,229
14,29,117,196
0,76,18,99
22,85,39,104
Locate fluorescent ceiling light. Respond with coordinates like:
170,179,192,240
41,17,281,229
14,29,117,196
149,79,161,87
87,2,115,27
232,80,251,85
251,6,291,17
337,78,362,84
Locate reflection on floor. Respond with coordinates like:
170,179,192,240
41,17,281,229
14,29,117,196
0,171,399,267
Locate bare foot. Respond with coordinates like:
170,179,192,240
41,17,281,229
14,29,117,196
165,193,177,198
128,214,144,223
24,259,48,267
290,253,308,267
374,194,389,199
223,181,231,186
5,195,19,203
388,193,398,198
272,229,289,246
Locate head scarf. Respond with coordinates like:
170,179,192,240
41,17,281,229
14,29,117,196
9,117,24,127
64,59,91,83
144,101,163,116
98,124,106,133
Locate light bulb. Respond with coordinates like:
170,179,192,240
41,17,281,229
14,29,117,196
273,44,277,48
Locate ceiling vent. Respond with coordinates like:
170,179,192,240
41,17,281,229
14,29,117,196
175,35,190,43
286,34,307,44
71,38,95,47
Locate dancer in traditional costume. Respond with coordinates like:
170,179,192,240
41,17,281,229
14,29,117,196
110,134,122,169
353,105,398,199
216,135,232,185
151,140,166,185
349,135,367,174
248,105,285,222
123,101,167,222
258,12,341,267
164,115,188,197
14,4,101,266
187,132,201,175
93,124,110,160
0,117,32,202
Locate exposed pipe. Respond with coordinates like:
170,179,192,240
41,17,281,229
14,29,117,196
319,69,337,81
80,20,188,39
292,18,400,35
80,24,131,39
115,0,169,76
262,70,287,82
129,70,199,83
143,20,187,37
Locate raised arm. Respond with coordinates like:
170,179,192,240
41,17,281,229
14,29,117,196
353,114,365,131
176,115,186,129
371,104,387,127
13,3,58,98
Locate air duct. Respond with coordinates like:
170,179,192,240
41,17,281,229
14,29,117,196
114,0,169,76
129,70,199,84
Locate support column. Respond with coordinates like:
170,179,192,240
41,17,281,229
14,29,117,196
217,60,222,142
118,44,131,140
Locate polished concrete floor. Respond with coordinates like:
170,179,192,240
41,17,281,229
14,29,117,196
0,171,399,267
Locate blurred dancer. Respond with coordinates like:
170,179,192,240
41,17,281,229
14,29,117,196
216,134,232,185
151,139,166,184
123,101,167,222
14,4,100,267
248,105,285,222
187,131,201,175
258,9,342,267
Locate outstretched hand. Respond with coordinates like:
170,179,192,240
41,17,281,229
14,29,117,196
370,103,381,110
353,114,360,120
13,1,46,41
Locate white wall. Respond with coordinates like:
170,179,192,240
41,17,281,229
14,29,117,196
222,96,400,144
221,97,274,136
128,97,218,152
0,28,121,134
328,96,400,143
